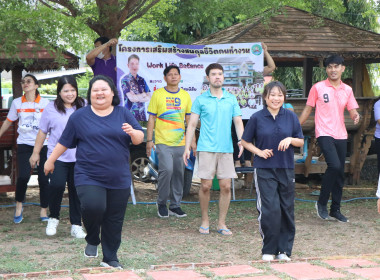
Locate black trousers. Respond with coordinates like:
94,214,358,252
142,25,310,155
15,144,49,208
317,136,347,212
76,185,130,263
254,168,295,256
375,137,380,174
48,160,82,225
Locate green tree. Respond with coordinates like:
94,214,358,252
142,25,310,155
271,0,380,91
150,0,348,44
1,0,354,57
0,0,166,60
1,0,379,69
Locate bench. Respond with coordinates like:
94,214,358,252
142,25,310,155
0,109,17,192
289,97,376,184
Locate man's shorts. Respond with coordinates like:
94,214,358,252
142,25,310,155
197,152,237,180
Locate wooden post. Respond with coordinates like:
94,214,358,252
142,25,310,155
12,66,23,99
352,59,364,97
304,136,317,177
349,100,374,184
303,58,313,97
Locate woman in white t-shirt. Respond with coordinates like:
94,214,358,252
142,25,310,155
0,74,50,223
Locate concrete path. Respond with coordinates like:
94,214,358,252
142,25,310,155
1,255,380,279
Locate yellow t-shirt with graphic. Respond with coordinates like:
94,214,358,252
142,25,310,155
147,87,192,146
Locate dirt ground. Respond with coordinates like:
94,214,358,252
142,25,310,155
0,177,379,273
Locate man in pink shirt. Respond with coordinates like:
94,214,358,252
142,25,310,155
299,55,360,223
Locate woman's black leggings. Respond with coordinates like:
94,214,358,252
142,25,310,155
15,144,49,208
76,185,130,263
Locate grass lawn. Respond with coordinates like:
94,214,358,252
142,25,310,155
0,181,379,275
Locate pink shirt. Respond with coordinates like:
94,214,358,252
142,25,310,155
307,79,359,139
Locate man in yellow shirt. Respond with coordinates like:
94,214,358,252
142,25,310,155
146,65,196,218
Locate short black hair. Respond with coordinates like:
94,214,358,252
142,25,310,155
87,75,120,106
94,36,112,52
205,63,224,76
262,81,287,107
163,65,180,76
324,55,344,67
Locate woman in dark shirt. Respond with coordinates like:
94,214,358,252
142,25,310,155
45,75,144,269
241,81,304,262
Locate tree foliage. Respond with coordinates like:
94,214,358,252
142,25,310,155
271,0,380,90
0,0,163,60
0,0,379,72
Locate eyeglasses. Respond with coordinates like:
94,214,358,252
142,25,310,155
20,80,34,85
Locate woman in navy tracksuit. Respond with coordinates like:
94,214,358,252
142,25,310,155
241,81,304,261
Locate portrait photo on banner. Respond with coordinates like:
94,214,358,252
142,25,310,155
116,41,265,120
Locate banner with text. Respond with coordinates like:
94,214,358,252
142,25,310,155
116,41,264,121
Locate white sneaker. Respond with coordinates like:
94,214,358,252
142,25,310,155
46,218,59,236
276,253,291,261
71,225,86,238
262,254,274,261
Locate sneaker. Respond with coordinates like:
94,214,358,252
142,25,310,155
315,202,329,220
276,253,291,261
71,225,86,238
84,244,98,258
46,218,59,236
262,254,274,261
100,260,123,270
168,207,187,217
157,204,169,218
329,210,349,223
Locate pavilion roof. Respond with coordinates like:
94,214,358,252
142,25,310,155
195,6,380,65
0,39,79,72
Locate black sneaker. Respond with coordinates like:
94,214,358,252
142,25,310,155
84,244,98,258
100,260,123,269
157,204,169,218
315,202,329,220
168,207,187,217
330,210,349,223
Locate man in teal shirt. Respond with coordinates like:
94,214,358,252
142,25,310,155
183,63,244,235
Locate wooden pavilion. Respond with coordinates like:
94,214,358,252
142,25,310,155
195,6,380,183
0,39,79,100
0,39,79,192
